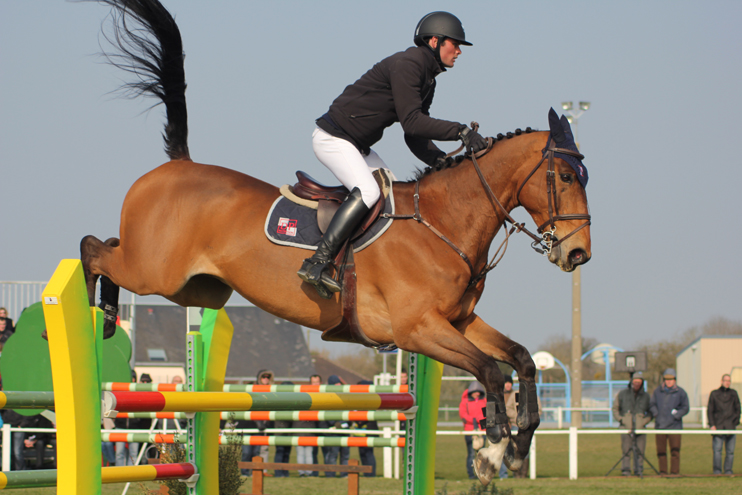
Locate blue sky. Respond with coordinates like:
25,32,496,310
1,1,741,357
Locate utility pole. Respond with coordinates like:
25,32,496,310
561,101,590,427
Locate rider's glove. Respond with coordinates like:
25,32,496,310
459,125,487,154
433,155,454,170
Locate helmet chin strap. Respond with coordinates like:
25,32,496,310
428,36,447,70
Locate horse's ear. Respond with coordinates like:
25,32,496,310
548,108,566,143
560,115,576,144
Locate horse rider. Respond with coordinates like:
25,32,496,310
298,11,489,298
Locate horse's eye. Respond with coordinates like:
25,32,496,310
560,173,574,184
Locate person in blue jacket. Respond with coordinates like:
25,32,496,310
649,368,689,475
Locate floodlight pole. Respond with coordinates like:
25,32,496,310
561,101,590,427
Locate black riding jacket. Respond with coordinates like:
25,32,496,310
317,45,463,166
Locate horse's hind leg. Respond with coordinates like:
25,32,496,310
81,235,120,338
455,313,540,471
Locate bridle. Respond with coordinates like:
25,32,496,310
384,128,591,288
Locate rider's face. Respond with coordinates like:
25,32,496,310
430,37,462,68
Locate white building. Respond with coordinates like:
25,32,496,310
676,335,742,423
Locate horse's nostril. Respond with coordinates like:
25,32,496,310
569,249,588,265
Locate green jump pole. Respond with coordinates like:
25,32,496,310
405,353,443,495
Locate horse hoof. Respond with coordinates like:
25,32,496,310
473,451,496,487
103,321,117,339
473,441,508,486
41,329,48,341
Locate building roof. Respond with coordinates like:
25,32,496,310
311,355,371,385
676,334,742,357
133,305,314,379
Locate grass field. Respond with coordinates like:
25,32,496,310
8,430,741,494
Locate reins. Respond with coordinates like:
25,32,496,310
384,125,591,289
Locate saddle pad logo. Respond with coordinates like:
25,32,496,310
277,217,298,236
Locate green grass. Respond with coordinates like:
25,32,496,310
7,432,741,494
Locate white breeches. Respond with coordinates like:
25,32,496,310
312,127,395,208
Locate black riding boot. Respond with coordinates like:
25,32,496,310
297,188,370,298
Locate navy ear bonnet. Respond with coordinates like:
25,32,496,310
547,108,588,188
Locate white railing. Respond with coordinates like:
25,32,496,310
0,281,47,321
438,406,710,428
3,423,739,479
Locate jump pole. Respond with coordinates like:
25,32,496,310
185,307,234,495
40,259,103,495
405,352,443,495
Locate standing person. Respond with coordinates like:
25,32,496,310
612,372,652,476
254,370,275,476
650,368,690,475
324,375,350,477
0,311,15,351
309,374,323,477
708,373,740,475
274,381,294,477
498,376,515,479
297,11,487,298
115,373,153,466
505,378,542,478
3,409,28,470
0,308,15,334
293,387,317,477
459,381,486,480
355,380,378,477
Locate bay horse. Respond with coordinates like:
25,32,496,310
81,0,591,484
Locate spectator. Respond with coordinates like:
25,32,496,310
102,417,116,466
254,370,275,476
274,381,294,477
612,372,652,476
459,381,485,480
23,415,55,469
115,373,153,466
309,374,323,476
650,368,689,475
294,375,319,477
3,409,29,470
505,378,542,478
324,375,350,477
708,373,740,475
399,367,408,386
0,307,15,334
355,380,377,477
171,375,183,386
0,310,15,351
498,375,515,479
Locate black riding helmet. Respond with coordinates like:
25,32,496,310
414,12,472,47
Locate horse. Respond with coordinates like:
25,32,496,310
81,0,591,484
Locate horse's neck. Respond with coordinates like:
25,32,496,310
420,134,545,268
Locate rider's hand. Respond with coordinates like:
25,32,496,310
459,126,487,154
433,155,454,170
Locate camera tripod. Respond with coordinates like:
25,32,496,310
606,382,659,478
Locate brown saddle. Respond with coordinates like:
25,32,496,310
291,171,386,236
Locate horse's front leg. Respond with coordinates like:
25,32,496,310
455,313,540,471
394,312,509,486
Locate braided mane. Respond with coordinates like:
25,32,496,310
412,127,537,181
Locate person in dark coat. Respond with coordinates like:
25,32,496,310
707,373,740,474
459,381,486,480
273,381,294,477
650,368,689,475
355,380,378,477
612,372,652,476
323,375,350,477
297,12,487,298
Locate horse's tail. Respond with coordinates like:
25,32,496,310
97,0,190,161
